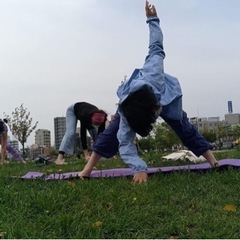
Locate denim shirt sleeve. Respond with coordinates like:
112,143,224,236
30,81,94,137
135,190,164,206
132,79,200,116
117,111,148,175
139,16,165,97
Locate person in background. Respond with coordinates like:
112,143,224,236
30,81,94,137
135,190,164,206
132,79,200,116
78,1,219,183
0,119,26,164
55,102,107,165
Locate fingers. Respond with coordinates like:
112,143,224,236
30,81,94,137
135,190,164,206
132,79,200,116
145,1,156,16
151,5,156,14
132,172,148,184
213,162,220,168
132,178,148,184
78,172,90,180
145,1,151,12
145,1,149,9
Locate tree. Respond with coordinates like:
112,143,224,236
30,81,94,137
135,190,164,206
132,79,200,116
201,131,216,143
201,128,216,143
139,135,156,152
153,122,181,151
4,103,38,156
229,124,240,142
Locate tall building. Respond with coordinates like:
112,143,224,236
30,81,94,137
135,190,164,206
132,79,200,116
54,117,66,150
225,113,240,125
189,116,223,133
228,101,233,113
35,129,51,147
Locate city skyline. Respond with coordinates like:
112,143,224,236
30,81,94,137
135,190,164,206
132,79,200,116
7,108,240,148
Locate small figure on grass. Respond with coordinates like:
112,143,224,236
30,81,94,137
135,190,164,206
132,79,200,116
0,119,26,164
55,102,107,165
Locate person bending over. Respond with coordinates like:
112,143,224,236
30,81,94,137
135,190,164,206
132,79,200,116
0,119,26,164
78,1,219,183
55,102,107,165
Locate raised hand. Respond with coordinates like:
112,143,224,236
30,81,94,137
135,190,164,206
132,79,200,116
145,1,157,17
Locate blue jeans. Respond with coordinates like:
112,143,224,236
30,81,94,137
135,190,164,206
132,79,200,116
59,104,98,154
59,104,77,154
92,111,212,158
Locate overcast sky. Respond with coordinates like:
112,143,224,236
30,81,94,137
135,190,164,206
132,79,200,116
1,0,240,146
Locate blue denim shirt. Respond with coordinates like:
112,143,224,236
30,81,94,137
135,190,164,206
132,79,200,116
116,16,183,174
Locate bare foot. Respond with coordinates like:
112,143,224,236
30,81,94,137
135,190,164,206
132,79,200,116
55,159,68,165
21,160,27,164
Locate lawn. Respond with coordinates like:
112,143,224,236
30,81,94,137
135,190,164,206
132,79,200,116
0,148,240,239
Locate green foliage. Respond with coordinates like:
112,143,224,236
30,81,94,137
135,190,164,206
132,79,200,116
153,122,181,150
139,122,181,152
138,135,155,151
4,103,38,155
229,124,240,140
0,149,240,238
201,130,216,143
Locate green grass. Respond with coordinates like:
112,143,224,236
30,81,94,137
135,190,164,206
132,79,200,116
1,149,240,239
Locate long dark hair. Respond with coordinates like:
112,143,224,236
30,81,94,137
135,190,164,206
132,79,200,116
121,88,159,137
0,119,8,134
0,121,4,134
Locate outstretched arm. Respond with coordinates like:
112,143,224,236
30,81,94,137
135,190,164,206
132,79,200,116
141,1,165,92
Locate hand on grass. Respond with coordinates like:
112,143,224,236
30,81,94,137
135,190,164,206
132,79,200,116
213,162,220,168
132,172,148,184
78,171,90,180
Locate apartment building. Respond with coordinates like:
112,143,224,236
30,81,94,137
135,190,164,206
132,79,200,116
54,117,66,150
225,113,240,125
189,116,225,133
35,129,51,147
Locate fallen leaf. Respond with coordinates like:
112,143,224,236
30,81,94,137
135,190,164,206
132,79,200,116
105,203,113,210
92,221,103,228
189,204,197,211
224,204,236,212
67,181,76,188
132,197,137,203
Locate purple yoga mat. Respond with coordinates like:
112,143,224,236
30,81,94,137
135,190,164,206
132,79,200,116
19,159,240,180
20,171,45,179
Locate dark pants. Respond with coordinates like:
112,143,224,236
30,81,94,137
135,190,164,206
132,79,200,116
92,111,212,158
92,113,120,158
161,111,212,156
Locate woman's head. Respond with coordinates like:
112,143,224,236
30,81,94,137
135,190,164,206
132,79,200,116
91,110,107,127
121,88,160,137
